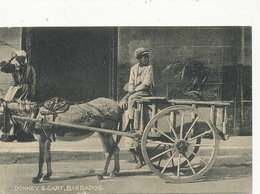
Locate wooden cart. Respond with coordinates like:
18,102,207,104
132,97,231,183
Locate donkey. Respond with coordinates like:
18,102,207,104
1,97,123,183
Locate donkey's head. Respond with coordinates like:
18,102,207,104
0,99,37,132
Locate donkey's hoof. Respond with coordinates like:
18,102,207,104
32,177,40,183
97,175,104,180
110,172,119,177
43,175,51,180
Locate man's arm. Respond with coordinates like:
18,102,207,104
134,65,154,91
128,66,136,91
0,58,15,73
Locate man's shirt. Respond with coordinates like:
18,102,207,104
128,63,154,92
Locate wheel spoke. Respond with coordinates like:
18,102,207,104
187,150,208,165
153,127,175,143
180,110,185,139
188,130,212,142
161,150,177,173
166,117,178,139
184,155,196,175
169,146,175,167
150,144,161,155
157,145,166,167
147,139,174,146
177,153,181,178
150,147,175,161
183,116,200,140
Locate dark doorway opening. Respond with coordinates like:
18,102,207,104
23,27,117,102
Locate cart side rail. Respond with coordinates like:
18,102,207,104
134,97,233,138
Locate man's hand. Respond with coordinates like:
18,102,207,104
11,52,18,59
119,100,128,110
119,91,136,110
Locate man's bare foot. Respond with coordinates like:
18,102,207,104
135,163,145,169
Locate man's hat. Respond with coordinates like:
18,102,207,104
12,50,27,58
134,47,149,58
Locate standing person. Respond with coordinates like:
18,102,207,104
0,50,36,141
0,50,36,101
120,47,155,168
1,50,36,101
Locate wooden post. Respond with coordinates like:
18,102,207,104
216,107,224,131
191,104,196,120
170,111,175,127
190,104,197,137
134,108,140,131
210,105,216,125
151,103,157,133
170,103,176,136
140,103,144,131
223,106,228,135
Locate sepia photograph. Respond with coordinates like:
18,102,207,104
0,1,258,194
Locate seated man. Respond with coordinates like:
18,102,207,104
119,47,155,168
120,47,155,121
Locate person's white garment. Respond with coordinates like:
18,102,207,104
128,63,154,92
4,85,22,101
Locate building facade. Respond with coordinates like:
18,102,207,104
0,27,252,135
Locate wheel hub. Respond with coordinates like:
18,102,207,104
175,140,189,153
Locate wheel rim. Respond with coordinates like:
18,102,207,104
141,106,219,183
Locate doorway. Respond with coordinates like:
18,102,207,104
23,27,117,102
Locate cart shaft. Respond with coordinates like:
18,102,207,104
12,115,139,138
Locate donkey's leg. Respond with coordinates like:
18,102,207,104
97,133,116,180
32,136,46,183
43,139,52,180
110,146,120,177
98,151,113,180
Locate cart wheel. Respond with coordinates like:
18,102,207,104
141,106,219,183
